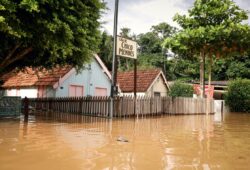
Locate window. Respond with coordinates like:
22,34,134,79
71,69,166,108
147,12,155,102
154,92,161,97
95,87,107,96
69,85,84,97
38,86,46,98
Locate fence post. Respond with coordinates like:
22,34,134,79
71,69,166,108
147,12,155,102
221,100,224,121
24,96,29,121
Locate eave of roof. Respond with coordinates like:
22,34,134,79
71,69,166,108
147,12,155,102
0,66,73,88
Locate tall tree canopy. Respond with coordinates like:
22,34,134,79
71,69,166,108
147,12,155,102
165,0,250,56
138,22,177,54
164,0,250,97
98,31,113,70
0,0,105,75
151,22,177,40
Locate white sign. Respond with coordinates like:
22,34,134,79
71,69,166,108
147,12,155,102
116,36,137,59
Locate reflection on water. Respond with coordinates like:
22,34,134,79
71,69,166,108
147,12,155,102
0,112,250,170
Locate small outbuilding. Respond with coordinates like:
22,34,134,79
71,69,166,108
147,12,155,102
117,69,170,97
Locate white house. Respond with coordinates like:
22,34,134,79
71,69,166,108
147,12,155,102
0,55,111,98
117,69,170,97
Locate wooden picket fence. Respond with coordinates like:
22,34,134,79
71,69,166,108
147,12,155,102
26,96,214,118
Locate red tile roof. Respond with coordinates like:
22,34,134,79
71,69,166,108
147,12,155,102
0,66,72,88
117,69,164,92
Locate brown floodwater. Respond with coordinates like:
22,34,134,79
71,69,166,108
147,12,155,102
0,112,250,170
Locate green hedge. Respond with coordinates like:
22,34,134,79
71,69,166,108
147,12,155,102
225,79,250,113
169,81,193,97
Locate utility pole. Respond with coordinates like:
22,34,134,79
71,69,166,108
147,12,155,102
110,0,119,118
134,59,137,118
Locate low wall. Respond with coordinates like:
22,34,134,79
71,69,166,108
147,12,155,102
0,96,21,116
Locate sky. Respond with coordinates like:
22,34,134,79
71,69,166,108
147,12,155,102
101,0,250,35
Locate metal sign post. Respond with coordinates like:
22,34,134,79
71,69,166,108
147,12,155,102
116,36,138,117
110,0,119,119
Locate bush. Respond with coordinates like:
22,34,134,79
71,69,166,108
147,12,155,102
169,81,193,97
225,79,250,113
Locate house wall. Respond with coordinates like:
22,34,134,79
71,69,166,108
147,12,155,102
147,76,168,97
55,59,111,97
5,87,38,98
45,87,56,98
38,86,56,98
4,86,55,98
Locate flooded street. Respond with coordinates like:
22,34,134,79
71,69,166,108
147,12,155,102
0,113,250,170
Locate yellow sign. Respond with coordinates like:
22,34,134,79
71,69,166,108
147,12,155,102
116,36,137,59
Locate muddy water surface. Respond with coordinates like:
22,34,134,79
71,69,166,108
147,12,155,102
0,113,250,170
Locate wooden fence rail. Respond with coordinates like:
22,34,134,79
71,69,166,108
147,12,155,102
26,96,214,118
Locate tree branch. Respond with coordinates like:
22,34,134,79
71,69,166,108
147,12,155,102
0,47,33,70
0,43,22,67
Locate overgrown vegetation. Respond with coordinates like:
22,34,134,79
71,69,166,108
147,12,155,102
99,18,249,82
225,79,250,113
169,81,194,97
0,0,105,75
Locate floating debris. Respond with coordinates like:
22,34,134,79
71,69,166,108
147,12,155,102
117,136,129,142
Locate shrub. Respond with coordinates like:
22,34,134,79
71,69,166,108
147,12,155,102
225,79,250,113
169,81,193,97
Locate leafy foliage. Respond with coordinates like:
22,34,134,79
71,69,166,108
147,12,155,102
98,23,177,73
136,23,177,76
98,31,113,70
137,32,162,54
137,53,163,69
165,0,250,57
98,10,249,81
151,22,177,39
169,81,194,97
225,79,250,112
138,22,177,54
212,55,250,80
164,0,250,98
0,0,105,74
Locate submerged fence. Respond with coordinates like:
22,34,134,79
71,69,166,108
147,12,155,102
26,96,214,117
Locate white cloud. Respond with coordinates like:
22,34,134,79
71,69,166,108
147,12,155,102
102,0,187,34
101,0,250,35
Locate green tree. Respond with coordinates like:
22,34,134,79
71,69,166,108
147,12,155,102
0,0,105,75
137,22,177,76
169,81,194,97
98,31,113,70
138,22,176,54
168,57,200,81
164,0,250,97
137,53,163,69
225,79,250,112
226,60,250,79
137,32,162,54
151,22,177,39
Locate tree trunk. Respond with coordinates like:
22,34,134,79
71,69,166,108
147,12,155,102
206,54,213,115
208,55,213,93
200,50,205,98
